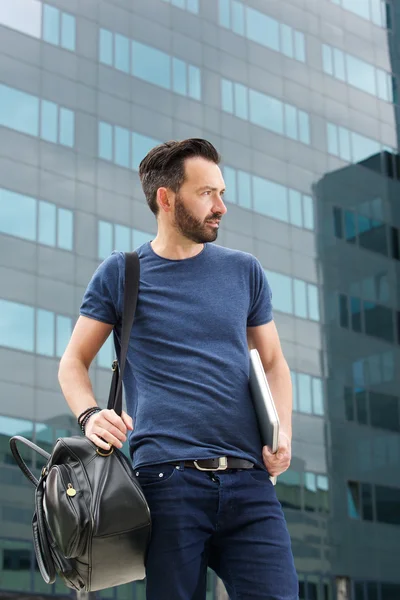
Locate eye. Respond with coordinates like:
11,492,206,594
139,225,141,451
202,190,212,196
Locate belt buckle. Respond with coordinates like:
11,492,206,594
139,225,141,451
193,457,228,472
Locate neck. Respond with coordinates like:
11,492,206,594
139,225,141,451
151,231,204,260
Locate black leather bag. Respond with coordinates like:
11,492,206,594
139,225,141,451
9,252,151,592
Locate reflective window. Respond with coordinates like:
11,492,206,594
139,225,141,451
0,84,74,147
298,373,312,413
172,58,187,96
222,165,314,230
36,309,55,356
346,54,376,96
0,189,36,241
355,389,368,424
40,99,58,143
0,188,73,250
38,201,56,246
0,300,34,352
294,279,308,319
369,391,400,432
329,0,387,27
307,284,320,321
61,12,76,51
284,104,298,140
114,126,130,168
0,83,39,137
234,83,248,120
99,30,201,100
291,371,298,411
115,224,131,252
231,0,244,35
132,132,161,171
98,122,161,172
333,48,346,81
265,271,293,315
347,481,361,519
224,80,310,143
99,121,113,160
98,220,153,260
276,470,302,509
43,4,75,51
0,0,41,39
339,127,351,161
132,41,170,88
253,176,288,221
289,190,302,228
237,170,251,209
222,1,305,62
99,28,113,65
59,107,74,147
188,65,201,100
280,24,293,58
294,31,305,62
312,378,324,415
326,121,383,162
115,33,130,73
223,166,237,204
42,3,59,45
97,335,114,369
364,301,394,342
56,315,72,358
58,208,74,251
350,296,362,332
375,485,400,525
362,484,373,521
98,220,113,259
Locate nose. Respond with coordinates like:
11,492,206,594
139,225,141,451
214,195,227,216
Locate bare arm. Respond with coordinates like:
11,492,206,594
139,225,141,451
247,320,292,476
58,315,133,450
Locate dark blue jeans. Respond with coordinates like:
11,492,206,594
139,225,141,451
134,462,298,600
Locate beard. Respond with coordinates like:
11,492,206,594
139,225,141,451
173,193,222,244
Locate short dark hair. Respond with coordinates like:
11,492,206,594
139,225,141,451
138,138,221,216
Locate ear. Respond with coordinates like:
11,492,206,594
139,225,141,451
157,187,173,213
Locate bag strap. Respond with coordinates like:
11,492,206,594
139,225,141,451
9,435,51,487
107,251,140,416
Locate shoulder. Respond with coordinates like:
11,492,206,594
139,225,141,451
208,244,260,269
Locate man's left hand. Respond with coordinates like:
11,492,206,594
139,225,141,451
262,432,291,477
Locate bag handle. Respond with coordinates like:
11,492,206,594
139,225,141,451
107,251,140,416
9,435,51,487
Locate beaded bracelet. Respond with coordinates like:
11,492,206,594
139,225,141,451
77,406,99,425
80,408,102,434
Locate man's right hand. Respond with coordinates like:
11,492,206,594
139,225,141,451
84,409,133,451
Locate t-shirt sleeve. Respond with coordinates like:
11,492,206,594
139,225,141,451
80,252,124,325
247,256,273,327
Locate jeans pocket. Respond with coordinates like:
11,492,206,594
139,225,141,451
246,467,272,485
135,464,177,487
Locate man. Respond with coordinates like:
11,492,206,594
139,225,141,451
58,139,298,600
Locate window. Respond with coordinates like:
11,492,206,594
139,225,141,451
0,300,35,352
0,84,74,146
223,79,311,144
265,271,293,315
298,373,312,413
0,83,39,137
0,189,36,241
276,470,302,509
291,372,324,416
375,485,400,525
347,481,361,519
0,300,72,357
99,30,201,100
326,122,386,162
0,0,42,39
98,122,161,173
98,220,153,260
329,0,388,27
220,1,305,62
42,4,76,51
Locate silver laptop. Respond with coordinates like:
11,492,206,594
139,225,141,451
249,348,280,485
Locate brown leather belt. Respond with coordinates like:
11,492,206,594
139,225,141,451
173,457,254,471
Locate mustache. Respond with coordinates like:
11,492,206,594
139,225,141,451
205,214,223,222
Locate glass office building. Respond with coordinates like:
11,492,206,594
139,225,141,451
0,0,399,599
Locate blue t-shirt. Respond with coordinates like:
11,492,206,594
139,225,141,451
80,242,273,469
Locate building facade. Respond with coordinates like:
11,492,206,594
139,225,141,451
0,0,399,599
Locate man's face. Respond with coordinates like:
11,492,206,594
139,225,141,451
172,157,227,243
